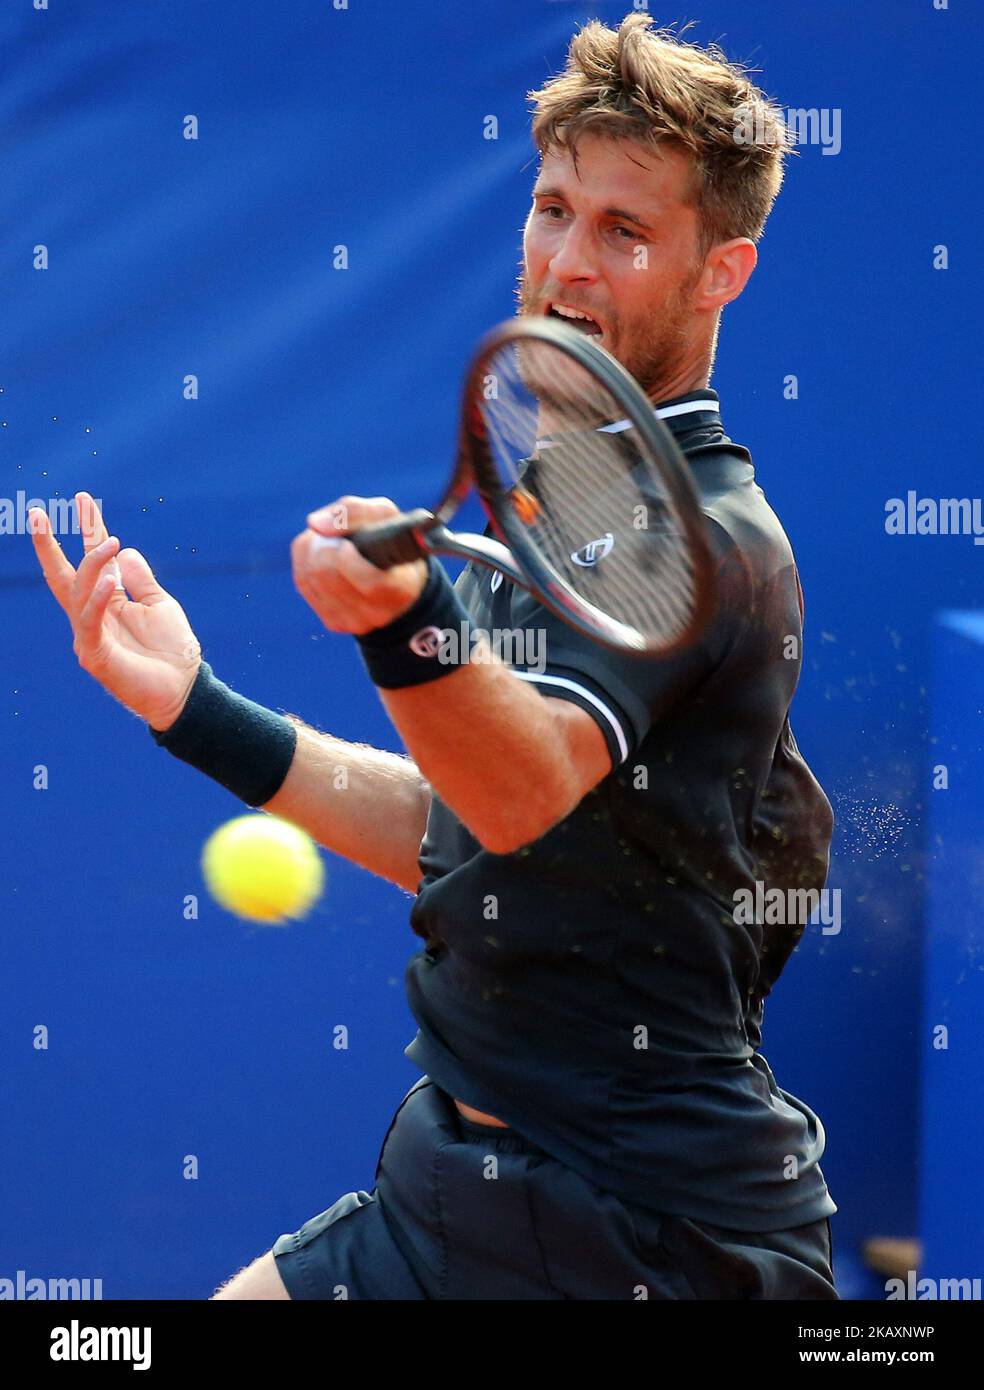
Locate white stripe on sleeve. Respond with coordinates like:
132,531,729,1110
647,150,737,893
511,670,629,764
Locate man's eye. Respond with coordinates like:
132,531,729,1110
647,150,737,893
613,226,638,240
540,205,565,219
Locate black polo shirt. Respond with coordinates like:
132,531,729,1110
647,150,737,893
403,388,837,1233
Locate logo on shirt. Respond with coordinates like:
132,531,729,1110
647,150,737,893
490,570,503,593
570,532,615,567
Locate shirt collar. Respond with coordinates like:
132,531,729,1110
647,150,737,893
535,388,722,451
605,387,722,439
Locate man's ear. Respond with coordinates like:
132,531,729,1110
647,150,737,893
695,238,758,311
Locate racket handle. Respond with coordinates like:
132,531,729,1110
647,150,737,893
348,508,435,569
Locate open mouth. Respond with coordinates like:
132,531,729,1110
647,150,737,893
547,304,604,337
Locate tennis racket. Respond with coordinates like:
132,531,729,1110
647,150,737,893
348,316,716,657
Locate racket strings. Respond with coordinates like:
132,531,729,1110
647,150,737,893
480,340,701,647
526,442,697,637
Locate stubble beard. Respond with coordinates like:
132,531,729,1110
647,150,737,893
515,265,695,404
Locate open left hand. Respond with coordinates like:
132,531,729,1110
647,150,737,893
291,495,429,635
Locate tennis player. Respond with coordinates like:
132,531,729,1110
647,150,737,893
30,15,838,1299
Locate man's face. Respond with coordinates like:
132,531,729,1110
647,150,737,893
519,133,705,399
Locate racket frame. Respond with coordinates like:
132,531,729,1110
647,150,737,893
350,315,717,657
451,316,717,656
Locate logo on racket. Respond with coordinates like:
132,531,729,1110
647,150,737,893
570,533,615,567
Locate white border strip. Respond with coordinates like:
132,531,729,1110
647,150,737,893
655,397,719,420
538,395,718,445
511,670,629,764
600,397,719,434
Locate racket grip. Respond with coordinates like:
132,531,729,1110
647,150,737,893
348,509,435,569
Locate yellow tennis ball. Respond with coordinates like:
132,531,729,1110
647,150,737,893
201,815,325,925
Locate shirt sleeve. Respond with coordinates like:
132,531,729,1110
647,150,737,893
505,516,748,770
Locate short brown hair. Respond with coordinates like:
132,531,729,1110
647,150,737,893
527,13,792,259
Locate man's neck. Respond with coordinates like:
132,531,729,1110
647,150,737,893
643,331,717,405
648,374,712,407
643,350,713,407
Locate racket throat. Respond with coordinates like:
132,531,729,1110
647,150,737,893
428,522,525,586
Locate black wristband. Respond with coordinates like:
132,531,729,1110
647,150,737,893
355,555,476,690
148,661,298,808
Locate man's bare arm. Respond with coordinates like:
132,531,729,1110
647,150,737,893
262,717,431,895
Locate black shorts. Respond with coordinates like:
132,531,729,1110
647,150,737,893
271,1077,839,1300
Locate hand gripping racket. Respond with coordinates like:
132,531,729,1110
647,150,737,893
348,316,716,657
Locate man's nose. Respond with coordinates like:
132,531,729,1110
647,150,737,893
548,222,600,284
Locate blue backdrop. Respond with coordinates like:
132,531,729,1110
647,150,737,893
2,0,981,1299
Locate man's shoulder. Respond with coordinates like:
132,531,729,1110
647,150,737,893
683,429,788,546
697,460,797,601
